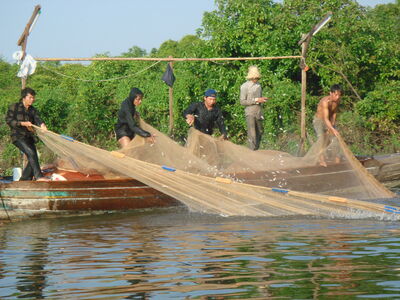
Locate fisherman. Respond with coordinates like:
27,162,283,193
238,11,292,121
5,87,49,181
182,88,228,140
115,87,155,148
313,84,343,167
240,65,269,150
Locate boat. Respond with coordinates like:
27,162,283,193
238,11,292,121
232,154,399,197
0,169,182,221
359,153,400,189
1,153,398,221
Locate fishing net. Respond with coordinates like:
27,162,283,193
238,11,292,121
33,118,395,217
182,125,393,200
123,120,393,200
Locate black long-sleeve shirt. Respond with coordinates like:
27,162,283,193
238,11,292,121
115,98,150,137
182,101,228,138
5,101,44,142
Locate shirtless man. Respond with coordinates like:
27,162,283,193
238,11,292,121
313,84,342,167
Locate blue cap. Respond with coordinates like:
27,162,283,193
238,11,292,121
204,89,217,98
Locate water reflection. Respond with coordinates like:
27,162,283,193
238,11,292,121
122,227,167,299
0,221,52,299
1,210,400,299
16,237,49,299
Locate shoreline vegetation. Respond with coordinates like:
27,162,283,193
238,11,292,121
1,0,399,174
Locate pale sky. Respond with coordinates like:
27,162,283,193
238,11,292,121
0,0,395,63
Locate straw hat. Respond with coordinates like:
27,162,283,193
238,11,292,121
246,65,261,80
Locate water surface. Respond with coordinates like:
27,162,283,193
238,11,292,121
1,208,400,299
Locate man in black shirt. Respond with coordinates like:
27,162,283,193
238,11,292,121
5,87,49,181
182,89,228,139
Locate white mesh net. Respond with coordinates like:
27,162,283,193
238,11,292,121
34,119,396,217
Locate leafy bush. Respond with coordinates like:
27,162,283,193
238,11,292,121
1,0,399,174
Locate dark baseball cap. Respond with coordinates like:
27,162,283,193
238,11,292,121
204,89,217,98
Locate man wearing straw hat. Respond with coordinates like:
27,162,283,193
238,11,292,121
240,66,269,150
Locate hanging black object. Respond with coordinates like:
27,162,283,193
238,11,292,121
161,63,175,87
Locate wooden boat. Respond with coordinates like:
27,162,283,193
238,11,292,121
233,154,400,198
359,153,400,189
1,153,398,221
227,154,399,200
0,169,182,220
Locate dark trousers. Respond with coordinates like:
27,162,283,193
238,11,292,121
13,138,44,180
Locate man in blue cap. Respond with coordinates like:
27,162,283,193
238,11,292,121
182,89,228,139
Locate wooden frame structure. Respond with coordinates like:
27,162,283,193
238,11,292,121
17,5,331,146
298,12,333,154
17,5,41,89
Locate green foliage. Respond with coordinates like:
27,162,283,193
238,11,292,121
1,0,399,174
122,46,147,57
34,88,71,133
0,141,21,173
355,80,400,135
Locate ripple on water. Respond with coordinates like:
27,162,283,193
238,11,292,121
1,212,400,299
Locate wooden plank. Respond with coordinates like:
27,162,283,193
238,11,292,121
17,5,41,46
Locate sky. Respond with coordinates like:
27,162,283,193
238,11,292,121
0,0,395,63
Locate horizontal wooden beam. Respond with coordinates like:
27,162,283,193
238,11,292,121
34,55,302,62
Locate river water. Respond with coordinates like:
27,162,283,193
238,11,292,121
2,206,400,299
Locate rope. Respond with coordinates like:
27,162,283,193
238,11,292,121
38,60,162,82
0,188,11,222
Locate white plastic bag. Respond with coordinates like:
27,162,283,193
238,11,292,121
13,51,37,78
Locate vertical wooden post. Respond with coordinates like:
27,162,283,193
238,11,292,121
17,5,41,168
299,43,307,154
298,34,311,155
297,12,332,155
20,41,28,90
168,56,174,135
17,5,41,89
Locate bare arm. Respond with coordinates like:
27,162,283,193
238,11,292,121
321,101,339,136
331,112,337,127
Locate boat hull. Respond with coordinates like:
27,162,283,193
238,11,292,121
1,153,398,220
233,156,400,198
0,178,182,220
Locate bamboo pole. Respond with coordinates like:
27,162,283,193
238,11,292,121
34,55,302,62
240,181,396,214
